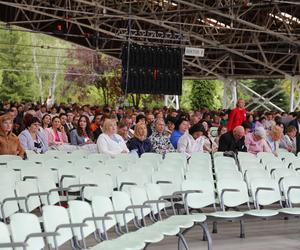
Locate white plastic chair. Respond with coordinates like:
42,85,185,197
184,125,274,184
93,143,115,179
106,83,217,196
43,205,76,249
281,176,300,207
215,170,243,181
88,153,110,164
93,164,123,189
68,200,97,248
117,170,148,191
80,172,114,200
10,213,56,250
185,169,214,183
15,181,42,212
151,169,183,196
0,184,22,221
92,196,117,239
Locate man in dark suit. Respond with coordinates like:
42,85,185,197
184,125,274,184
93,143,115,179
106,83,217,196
289,112,300,133
290,112,300,154
218,126,247,152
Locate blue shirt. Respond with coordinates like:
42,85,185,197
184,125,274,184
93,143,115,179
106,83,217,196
170,130,184,149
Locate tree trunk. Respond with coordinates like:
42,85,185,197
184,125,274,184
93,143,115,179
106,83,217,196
49,49,60,104
31,36,44,103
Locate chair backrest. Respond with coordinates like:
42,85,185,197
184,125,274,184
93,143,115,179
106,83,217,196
140,153,162,166
159,159,185,174
7,160,38,172
73,159,100,171
185,169,214,183
0,168,18,186
214,162,238,173
272,168,296,188
190,152,211,161
214,156,236,166
250,178,281,207
145,184,166,214
129,187,152,220
92,196,117,233
112,191,135,227
239,161,262,174
282,176,300,206
278,151,296,162
80,172,114,199
26,154,52,164
43,159,71,183
43,205,73,248
246,168,270,185
188,158,211,171
0,221,11,249
0,155,22,165
217,179,249,209
70,149,89,158
127,161,154,181
265,161,285,173
257,152,275,160
87,153,110,164
10,213,44,250
37,179,60,205
181,180,215,209
216,170,243,181
0,184,19,219
116,170,148,191
59,165,90,190
93,164,122,189
20,165,52,181
151,169,183,196
15,180,41,212
45,150,68,158
68,200,96,240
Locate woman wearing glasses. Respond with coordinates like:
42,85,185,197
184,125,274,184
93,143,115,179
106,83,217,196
18,115,48,153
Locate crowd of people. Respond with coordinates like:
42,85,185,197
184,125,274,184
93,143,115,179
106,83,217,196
0,99,299,159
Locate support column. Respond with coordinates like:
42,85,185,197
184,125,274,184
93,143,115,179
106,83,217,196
222,78,237,109
164,95,180,110
288,76,300,112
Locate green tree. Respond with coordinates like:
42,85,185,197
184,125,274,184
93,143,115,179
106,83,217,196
242,79,289,111
190,80,221,109
0,29,36,102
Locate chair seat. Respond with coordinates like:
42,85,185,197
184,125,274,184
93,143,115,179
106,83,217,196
178,214,207,223
147,221,180,236
244,209,278,217
208,211,244,218
164,215,195,228
121,230,164,244
90,239,145,250
278,207,300,215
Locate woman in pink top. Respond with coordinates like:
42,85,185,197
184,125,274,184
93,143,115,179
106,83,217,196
45,116,68,146
245,127,271,155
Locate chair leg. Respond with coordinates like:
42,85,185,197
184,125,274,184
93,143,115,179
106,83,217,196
199,222,213,250
177,233,189,250
212,221,218,233
239,220,245,238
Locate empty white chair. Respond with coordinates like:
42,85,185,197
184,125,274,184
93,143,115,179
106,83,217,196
152,169,183,196
140,153,162,166
0,168,18,186
117,170,148,191
265,161,285,174
281,176,300,207
246,178,281,216
188,158,211,171
88,153,110,164
80,172,114,199
216,170,243,181
15,181,42,212
0,155,22,165
45,150,69,158
0,222,15,249
272,168,296,192
92,196,117,239
164,152,187,168
93,164,123,189
43,205,74,249
37,178,60,205
158,159,185,176
71,149,89,158
245,168,270,188
10,213,55,250
43,159,71,183
127,161,154,181
0,184,22,221
185,169,214,183
68,200,97,248
145,184,168,216
7,160,38,172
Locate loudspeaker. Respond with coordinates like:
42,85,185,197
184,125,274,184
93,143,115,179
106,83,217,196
121,44,182,95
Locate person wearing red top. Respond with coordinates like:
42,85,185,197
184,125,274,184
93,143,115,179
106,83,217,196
227,99,247,131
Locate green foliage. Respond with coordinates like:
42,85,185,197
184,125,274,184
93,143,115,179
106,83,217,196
0,29,37,102
240,79,289,111
190,79,221,109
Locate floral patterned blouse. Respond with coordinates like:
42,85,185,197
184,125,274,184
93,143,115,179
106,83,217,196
149,131,175,155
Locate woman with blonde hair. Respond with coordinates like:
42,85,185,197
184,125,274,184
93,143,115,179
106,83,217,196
97,119,129,157
266,125,283,156
127,122,152,157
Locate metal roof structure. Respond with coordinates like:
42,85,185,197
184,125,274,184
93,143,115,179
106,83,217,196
0,0,299,81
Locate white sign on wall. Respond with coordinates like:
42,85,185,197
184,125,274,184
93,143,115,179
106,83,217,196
184,47,205,57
